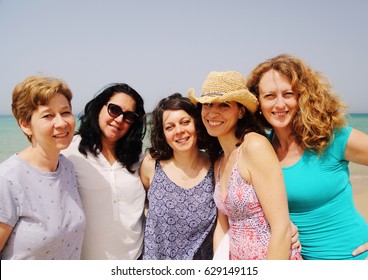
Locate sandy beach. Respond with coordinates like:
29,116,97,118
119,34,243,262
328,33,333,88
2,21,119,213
351,162,368,222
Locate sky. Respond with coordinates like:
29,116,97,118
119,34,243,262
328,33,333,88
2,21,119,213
1,0,368,115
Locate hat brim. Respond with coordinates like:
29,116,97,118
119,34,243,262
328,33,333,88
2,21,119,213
188,88,259,113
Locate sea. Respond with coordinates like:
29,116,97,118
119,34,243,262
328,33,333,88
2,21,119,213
0,113,367,163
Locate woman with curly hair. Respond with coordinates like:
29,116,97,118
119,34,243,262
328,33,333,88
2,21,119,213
140,93,220,259
63,83,146,259
246,54,368,260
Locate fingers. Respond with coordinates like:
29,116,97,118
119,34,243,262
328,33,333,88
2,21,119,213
290,222,299,250
291,239,302,251
291,229,299,244
352,242,368,258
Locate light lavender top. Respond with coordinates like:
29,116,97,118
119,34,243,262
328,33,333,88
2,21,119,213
0,154,85,260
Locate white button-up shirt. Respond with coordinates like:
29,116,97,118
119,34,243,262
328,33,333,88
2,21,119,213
63,135,145,259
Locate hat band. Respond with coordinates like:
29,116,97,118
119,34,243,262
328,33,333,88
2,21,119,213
201,92,224,97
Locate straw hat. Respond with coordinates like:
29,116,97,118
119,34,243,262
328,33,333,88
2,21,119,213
188,71,259,113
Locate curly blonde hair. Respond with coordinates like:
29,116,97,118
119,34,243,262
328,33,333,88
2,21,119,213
246,54,347,154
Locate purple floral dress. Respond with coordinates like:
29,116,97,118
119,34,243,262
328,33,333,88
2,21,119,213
143,161,216,260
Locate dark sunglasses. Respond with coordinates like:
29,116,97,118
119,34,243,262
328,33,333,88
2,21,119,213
107,103,139,124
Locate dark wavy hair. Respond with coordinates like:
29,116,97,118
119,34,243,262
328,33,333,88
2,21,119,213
76,83,146,173
148,93,221,162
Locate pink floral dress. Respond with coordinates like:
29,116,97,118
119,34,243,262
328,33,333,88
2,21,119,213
214,148,302,260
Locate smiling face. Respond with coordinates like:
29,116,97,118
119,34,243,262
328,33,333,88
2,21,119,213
258,69,299,130
201,101,245,140
162,109,198,153
98,92,137,147
20,92,76,154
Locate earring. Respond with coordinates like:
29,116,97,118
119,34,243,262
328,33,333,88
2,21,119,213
259,110,262,115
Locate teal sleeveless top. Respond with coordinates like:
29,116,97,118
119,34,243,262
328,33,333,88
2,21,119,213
272,126,368,259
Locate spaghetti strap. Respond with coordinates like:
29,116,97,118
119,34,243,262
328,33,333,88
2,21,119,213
213,145,302,260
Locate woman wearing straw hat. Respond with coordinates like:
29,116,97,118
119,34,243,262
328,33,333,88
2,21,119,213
189,71,302,259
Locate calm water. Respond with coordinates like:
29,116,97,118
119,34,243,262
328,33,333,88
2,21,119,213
1,113,367,163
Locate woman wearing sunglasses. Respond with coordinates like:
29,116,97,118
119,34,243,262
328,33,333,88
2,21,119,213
63,83,146,259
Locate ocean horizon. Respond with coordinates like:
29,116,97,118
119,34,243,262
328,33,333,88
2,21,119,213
1,113,367,163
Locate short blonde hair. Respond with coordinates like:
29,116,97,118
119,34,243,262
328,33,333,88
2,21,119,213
247,54,347,154
12,75,73,139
